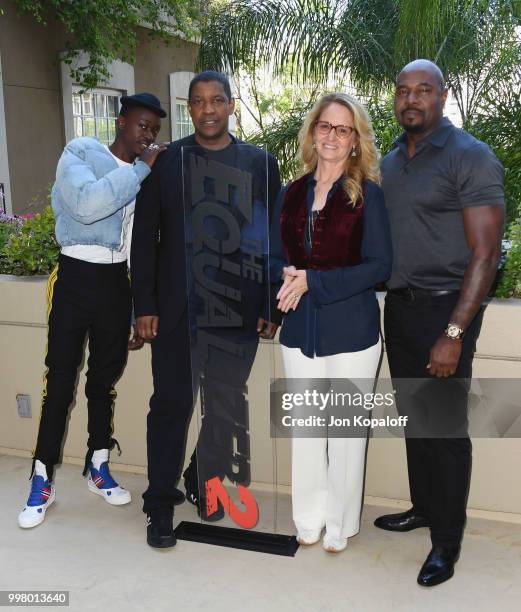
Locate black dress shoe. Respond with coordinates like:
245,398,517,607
417,545,460,587
185,484,225,522
146,511,177,548
374,508,430,532
172,488,185,505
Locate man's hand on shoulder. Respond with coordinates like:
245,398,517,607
140,142,170,168
137,315,159,340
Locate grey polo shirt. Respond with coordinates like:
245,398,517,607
381,117,505,290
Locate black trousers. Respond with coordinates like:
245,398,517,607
384,291,484,546
142,311,259,514
183,337,259,496
142,314,194,514
34,254,131,481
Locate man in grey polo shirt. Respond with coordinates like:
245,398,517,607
374,59,504,587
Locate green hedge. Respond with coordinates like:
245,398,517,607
1,195,519,298
0,207,59,276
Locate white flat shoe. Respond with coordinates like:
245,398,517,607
297,529,322,545
323,534,348,552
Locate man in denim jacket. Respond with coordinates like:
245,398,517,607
18,93,168,529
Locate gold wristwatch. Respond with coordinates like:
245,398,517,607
444,322,464,340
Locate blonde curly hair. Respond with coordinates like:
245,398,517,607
298,93,381,205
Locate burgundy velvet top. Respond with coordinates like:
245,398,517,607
279,172,364,270
270,172,392,357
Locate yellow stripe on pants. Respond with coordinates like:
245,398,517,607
32,264,60,457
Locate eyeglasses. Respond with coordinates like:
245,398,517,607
314,120,356,139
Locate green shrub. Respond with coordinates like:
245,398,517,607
465,62,521,228
495,221,521,298
365,95,402,157
1,206,59,276
0,212,23,274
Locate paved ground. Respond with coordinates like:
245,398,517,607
2,454,520,612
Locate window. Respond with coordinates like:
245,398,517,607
72,87,120,145
61,54,134,144
175,100,194,139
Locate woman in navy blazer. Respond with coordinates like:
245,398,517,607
270,93,392,552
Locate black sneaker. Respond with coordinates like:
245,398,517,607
172,488,186,506
184,482,225,522
146,511,177,548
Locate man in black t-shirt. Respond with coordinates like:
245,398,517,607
375,60,504,587
131,71,281,548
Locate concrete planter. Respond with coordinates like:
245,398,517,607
1,275,520,514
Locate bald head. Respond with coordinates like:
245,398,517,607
394,59,448,136
397,59,446,90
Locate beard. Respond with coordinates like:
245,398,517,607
403,121,426,133
400,108,426,133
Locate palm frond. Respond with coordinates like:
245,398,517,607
199,0,397,90
200,0,518,94
246,102,309,182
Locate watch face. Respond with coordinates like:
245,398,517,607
447,324,461,338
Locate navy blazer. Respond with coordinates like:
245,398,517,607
270,176,392,357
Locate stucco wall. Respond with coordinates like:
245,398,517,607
0,0,198,213
1,275,520,514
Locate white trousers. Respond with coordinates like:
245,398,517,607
281,339,382,539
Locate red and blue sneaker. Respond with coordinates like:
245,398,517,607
18,475,55,528
87,462,131,506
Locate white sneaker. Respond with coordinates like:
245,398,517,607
323,533,348,553
18,475,55,529
297,528,322,546
87,461,131,506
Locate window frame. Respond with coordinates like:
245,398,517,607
174,98,194,140
60,52,135,144
72,86,121,146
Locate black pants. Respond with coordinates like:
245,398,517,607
34,254,131,480
183,337,259,496
384,291,484,546
142,314,194,514
142,311,259,514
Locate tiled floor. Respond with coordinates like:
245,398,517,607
2,455,520,612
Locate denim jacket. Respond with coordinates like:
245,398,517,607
51,137,151,249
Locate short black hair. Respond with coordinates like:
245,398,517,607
189,71,232,101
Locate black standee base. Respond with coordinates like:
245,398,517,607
174,521,299,557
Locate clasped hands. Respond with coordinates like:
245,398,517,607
277,266,308,313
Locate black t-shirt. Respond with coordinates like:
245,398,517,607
381,118,505,290
182,140,281,338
